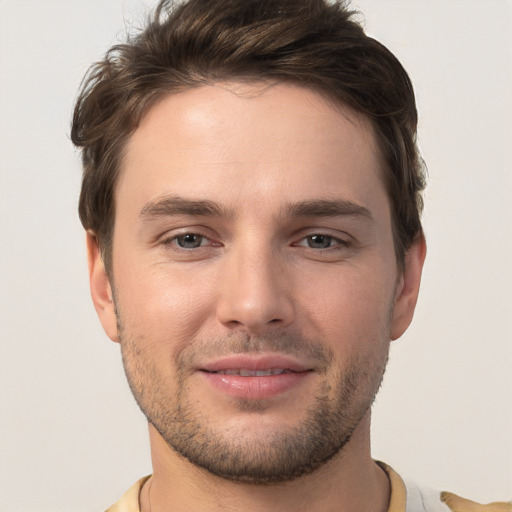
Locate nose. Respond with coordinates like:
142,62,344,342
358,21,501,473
216,243,295,333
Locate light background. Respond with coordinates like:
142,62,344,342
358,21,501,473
0,0,510,510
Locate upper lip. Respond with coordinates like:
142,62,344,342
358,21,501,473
199,354,313,373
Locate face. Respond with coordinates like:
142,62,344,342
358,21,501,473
89,82,424,483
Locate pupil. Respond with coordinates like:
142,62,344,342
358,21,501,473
178,234,202,248
309,235,331,249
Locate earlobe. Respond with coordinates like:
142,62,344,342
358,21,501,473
390,233,427,341
86,231,119,342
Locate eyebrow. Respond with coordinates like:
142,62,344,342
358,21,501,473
139,196,373,222
285,199,373,221
140,196,229,220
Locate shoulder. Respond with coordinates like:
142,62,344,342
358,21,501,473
408,485,511,512
377,461,511,512
440,492,512,512
105,476,150,512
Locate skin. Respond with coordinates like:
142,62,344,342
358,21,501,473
88,82,426,512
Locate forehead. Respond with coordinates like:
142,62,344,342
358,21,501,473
117,81,387,218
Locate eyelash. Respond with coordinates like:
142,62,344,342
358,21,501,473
161,232,351,252
162,232,218,250
294,234,351,250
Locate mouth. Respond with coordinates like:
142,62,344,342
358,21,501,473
200,354,312,373
205,368,295,376
198,354,314,400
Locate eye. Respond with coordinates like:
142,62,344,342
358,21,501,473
298,234,346,249
169,233,208,249
305,234,335,249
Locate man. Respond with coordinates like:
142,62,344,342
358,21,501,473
71,0,510,511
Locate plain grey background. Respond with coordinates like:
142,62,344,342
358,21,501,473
0,0,511,510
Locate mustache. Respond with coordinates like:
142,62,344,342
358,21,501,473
176,331,334,369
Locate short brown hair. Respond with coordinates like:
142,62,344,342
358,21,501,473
71,0,425,273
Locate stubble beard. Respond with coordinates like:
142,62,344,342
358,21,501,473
119,325,390,485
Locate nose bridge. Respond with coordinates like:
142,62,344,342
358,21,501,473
216,234,294,332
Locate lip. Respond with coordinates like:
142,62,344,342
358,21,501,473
201,354,311,373
199,354,313,400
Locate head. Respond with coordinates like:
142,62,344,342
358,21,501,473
73,0,426,484
72,0,425,277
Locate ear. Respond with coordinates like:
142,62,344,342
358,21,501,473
86,231,119,342
390,233,427,341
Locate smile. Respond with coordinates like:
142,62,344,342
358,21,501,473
207,369,295,376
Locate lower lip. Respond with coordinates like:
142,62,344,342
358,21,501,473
200,371,311,400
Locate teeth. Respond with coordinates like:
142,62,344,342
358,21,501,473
214,369,291,376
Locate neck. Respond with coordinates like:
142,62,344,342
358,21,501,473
140,412,390,512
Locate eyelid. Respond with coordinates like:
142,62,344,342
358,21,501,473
292,228,353,245
156,226,354,250
160,228,222,249
294,234,350,249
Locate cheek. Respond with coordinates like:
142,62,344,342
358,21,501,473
297,262,396,349
114,261,218,350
